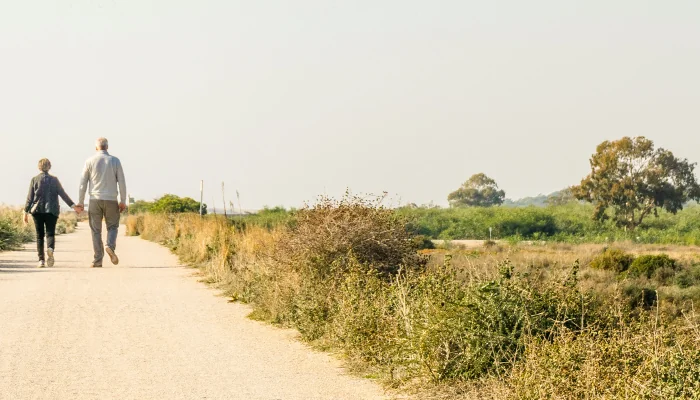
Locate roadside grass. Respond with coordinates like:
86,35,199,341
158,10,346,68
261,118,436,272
0,207,78,251
127,197,700,399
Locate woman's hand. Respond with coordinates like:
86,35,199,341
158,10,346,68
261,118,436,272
23,213,29,225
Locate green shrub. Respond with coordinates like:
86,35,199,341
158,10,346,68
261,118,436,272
589,248,635,272
0,218,24,251
675,265,700,289
653,267,677,285
0,209,34,251
622,283,658,309
675,270,695,289
507,316,700,399
130,194,206,214
411,234,435,250
628,254,677,279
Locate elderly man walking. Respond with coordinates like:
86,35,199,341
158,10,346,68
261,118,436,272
77,138,127,268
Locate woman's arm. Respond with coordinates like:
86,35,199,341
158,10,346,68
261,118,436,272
24,178,35,213
56,178,76,208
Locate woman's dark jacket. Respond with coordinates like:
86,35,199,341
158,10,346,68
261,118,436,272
24,172,75,217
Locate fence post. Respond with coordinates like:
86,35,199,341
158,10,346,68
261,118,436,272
199,180,204,218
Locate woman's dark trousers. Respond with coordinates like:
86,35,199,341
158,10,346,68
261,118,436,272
33,213,58,261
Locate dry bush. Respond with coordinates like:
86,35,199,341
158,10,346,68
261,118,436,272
272,195,427,341
282,194,426,278
57,211,78,234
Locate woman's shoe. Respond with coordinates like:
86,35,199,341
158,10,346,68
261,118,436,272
47,249,55,267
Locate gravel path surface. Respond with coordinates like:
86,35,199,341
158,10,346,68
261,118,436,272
0,224,387,400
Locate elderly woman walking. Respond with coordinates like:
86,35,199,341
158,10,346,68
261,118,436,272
24,158,80,268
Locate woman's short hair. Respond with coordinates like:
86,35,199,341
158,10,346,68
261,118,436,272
38,158,52,172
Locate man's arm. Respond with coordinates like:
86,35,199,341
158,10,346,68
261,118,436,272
78,160,90,206
116,158,127,208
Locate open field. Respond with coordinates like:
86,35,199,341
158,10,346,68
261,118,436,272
211,202,700,245
126,199,700,399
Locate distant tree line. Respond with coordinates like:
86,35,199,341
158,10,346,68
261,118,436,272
448,136,700,231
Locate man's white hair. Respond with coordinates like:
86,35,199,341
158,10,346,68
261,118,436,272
96,137,109,150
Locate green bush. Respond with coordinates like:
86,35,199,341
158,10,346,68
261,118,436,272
628,254,677,279
130,194,206,214
622,284,658,309
0,218,24,251
589,248,635,272
0,209,34,251
675,265,700,289
412,234,435,250
652,267,677,285
128,200,154,214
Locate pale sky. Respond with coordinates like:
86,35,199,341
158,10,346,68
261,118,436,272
2,1,699,210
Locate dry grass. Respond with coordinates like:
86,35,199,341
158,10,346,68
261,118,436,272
127,203,700,400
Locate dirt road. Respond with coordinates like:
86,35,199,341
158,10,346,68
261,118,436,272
0,225,387,400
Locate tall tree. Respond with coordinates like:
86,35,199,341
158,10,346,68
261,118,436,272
448,173,506,207
572,136,700,230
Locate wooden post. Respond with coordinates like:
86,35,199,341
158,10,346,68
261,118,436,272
222,182,227,218
199,180,204,218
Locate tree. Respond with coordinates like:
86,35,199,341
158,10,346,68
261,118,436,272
448,173,506,207
572,136,700,230
151,194,207,214
131,194,207,214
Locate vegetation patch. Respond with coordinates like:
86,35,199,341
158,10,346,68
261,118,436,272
129,195,700,399
589,248,635,272
628,254,678,279
0,208,77,252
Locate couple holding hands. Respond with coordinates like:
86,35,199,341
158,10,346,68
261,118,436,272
24,138,127,268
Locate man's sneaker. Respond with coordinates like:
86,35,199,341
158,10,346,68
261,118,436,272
46,249,55,268
105,247,119,265
91,264,102,268
38,260,46,268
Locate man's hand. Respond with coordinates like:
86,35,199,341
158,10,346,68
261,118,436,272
23,213,28,225
73,205,84,213
119,202,127,213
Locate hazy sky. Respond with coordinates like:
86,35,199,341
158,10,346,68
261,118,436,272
2,1,699,210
